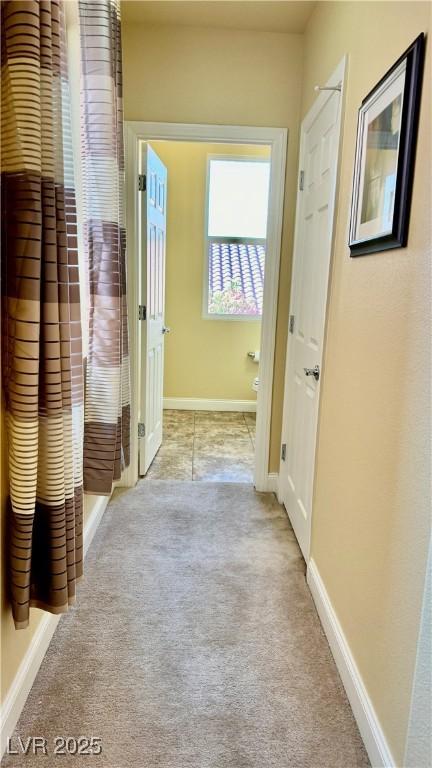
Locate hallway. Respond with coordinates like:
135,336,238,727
4,481,369,767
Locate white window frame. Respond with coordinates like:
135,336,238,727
202,154,270,322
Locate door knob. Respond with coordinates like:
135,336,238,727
162,326,171,334
304,365,320,381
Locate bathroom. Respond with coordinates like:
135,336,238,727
142,139,270,482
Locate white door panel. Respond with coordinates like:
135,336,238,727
139,144,167,475
280,60,345,560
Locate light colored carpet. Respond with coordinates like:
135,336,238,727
4,482,370,767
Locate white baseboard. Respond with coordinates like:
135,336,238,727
266,473,279,494
254,473,278,494
163,397,257,412
0,494,109,758
0,612,59,758
307,559,395,767
83,495,109,557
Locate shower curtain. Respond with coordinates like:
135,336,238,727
79,0,130,494
1,0,84,628
1,0,130,628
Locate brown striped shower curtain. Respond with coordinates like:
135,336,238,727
79,0,130,494
2,0,130,628
1,1,84,628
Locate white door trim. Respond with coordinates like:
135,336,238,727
279,56,347,554
123,122,287,491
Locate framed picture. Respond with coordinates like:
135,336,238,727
349,33,425,256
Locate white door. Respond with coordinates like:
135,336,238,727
279,59,345,560
139,144,168,475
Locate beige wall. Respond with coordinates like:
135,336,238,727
150,140,269,402
123,23,304,466
302,3,431,764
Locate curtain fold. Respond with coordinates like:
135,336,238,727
79,0,130,495
1,0,84,628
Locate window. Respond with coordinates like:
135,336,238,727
204,156,270,319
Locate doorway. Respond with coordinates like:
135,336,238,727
125,123,287,491
145,141,270,482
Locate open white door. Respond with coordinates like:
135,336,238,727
139,144,168,475
279,59,346,560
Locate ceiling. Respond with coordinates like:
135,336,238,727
121,1,316,34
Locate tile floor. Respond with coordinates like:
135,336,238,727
145,410,256,482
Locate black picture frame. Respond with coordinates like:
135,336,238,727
349,33,425,257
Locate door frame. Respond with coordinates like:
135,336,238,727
123,121,287,490
278,56,347,558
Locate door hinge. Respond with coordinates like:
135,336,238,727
138,304,147,321
138,422,145,438
289,315,295,334
281,443,287,462
138,174,147,192
299,170,304,191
